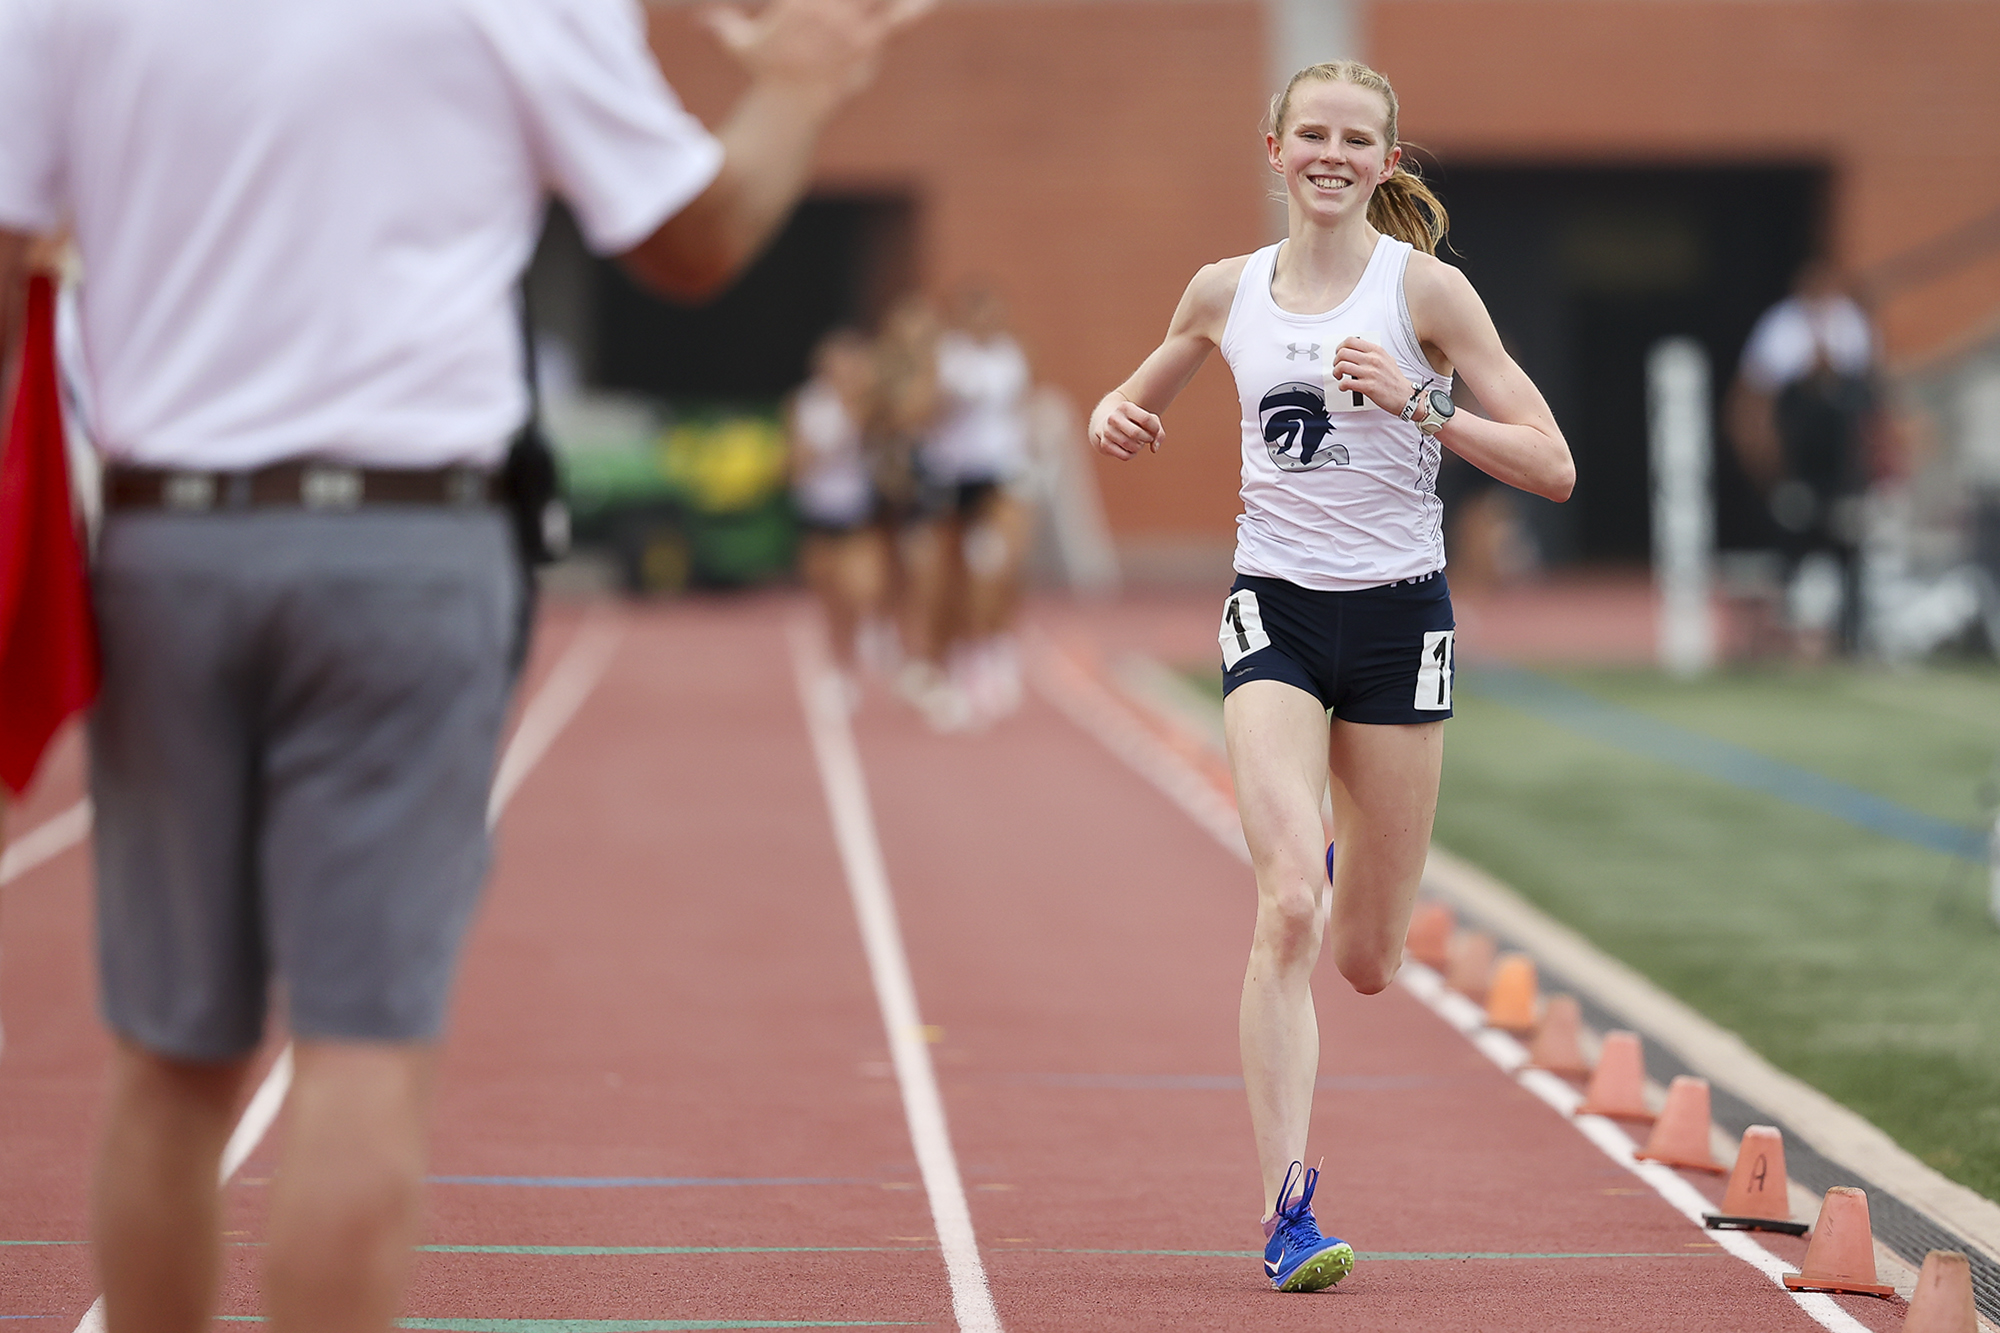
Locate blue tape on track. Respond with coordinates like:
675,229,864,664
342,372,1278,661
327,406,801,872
1469,667,1988,863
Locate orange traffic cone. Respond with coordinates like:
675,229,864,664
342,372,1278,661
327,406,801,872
1782,1187,1894,1297
1902,1250,1977,1333
1446,930,1496,1002
1575,1030,1654,1122
1485,953,1540,1033
1703,1125,1807,1235
1527,994,1592,1078
1633,1076,1724,1172
1405,902,1453,971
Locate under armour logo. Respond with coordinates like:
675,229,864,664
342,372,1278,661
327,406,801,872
1285,343,1321,361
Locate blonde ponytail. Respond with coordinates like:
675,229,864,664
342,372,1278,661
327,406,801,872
1270,59,1449,255
1369,167,1447,256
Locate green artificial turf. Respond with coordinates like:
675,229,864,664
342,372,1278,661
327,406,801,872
1182,660,2000,1202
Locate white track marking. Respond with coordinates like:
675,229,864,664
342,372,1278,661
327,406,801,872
1029,639,1873,1333
218,1045,294,1185
488,611,626,824
788,620,1003,1333
1027,633,1247,862
0,798,92,886
69,606,623,1333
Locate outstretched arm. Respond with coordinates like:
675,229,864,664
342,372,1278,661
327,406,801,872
619,0,926,301
1088,257,1242,460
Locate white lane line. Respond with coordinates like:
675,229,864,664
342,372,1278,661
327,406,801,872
1028,639,1871,1333
489,611,626,825
788,620,1004,1333
70,605,624,1333
0,798,92,886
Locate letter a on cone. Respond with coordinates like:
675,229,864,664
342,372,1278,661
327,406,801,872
1902,1251,1977,1333
1635,1076,1723,1172
0,273,98,796
1783,1187,1893,1297
1703,1125,1807,1235
1576,1030,1653,1122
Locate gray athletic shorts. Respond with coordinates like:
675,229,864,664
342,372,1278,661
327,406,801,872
90,506,520,1061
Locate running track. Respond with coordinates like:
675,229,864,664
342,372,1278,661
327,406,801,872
0,593,1911,1331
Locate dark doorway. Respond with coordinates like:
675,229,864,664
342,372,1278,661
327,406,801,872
1428,164,1825,564
573,193,918,407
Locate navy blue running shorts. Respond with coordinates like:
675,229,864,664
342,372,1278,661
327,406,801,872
1218,572,1455,724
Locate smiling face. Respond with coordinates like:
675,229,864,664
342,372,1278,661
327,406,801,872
1266,78,1401,228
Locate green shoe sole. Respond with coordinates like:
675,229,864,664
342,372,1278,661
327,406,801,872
1277,1241,1355,1292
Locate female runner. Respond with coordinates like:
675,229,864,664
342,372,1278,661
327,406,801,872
1087,60,1574,1292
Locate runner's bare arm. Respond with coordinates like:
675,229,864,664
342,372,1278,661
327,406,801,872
1089,258,1244,460
620,0,927,300
1403,254,1574,501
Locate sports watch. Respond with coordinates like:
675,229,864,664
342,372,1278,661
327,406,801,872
1401,384,1456,437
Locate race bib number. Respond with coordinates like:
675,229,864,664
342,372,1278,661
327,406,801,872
1414,630,1454,710
1324,330,1385,413
1219,590,1271,670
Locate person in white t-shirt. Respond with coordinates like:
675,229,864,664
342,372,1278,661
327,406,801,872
0,0,918,1324
1088,61,1573,1293
914,286,1034,721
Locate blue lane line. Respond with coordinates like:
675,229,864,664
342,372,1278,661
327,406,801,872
1468,667,1988,863
426,1177,873,1189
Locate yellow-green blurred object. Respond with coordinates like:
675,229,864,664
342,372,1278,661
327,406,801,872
659,416,788,515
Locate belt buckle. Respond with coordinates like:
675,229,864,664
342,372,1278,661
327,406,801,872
163,472,216,512
301,464,363,510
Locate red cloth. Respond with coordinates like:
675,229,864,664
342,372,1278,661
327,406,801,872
0,273,98,796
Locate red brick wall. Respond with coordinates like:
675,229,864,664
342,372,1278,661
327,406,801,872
646,0,2000,548
645,2,1273,543
1371,0,2000,364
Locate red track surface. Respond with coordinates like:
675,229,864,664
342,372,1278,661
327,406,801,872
1,592,1909,1330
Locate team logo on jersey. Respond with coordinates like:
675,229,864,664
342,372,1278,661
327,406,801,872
1259,382,1347,471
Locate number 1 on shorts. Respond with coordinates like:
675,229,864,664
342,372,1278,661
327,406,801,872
1414,630,1453,711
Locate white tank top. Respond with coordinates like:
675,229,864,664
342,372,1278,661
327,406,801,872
789,380,872,526
1221,235,1446,591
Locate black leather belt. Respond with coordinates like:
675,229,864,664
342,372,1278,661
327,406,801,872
105,461,501,512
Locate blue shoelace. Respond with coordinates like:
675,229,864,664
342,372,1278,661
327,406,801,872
1271,1160,1327,1250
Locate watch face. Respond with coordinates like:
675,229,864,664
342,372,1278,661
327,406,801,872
1427,389,1456,419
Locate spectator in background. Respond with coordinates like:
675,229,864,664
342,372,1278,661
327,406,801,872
789,328,888,707
917,285,1035,722
0,0,916,1326
1728,259,1884,657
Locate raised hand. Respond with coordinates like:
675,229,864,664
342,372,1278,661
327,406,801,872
703,0,932,109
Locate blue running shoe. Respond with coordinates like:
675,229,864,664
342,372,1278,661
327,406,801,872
1262,1161,1355,1292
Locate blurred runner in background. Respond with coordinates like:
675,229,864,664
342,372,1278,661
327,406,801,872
1728,260,1883,658
0,0,917,1325
789,328,888,707
869,294,972,729
919,285,1035,723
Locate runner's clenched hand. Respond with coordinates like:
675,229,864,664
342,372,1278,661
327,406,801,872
1329,336,1412,416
